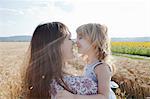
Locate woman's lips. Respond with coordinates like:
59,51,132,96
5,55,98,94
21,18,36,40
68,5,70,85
77,43,81,48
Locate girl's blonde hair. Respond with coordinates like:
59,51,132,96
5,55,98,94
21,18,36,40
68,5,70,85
76,23,116,74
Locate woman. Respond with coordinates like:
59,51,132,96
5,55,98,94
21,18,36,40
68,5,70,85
20,22,98,99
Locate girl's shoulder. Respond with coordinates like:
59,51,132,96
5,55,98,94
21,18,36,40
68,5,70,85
94,62,112,77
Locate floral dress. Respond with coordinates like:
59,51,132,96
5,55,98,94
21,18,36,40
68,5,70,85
50,61,118,99
50,76,98,99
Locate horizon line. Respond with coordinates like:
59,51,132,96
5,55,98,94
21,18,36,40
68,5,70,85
0,35,150,38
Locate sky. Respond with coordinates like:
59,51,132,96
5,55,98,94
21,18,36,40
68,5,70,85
0,0,150,38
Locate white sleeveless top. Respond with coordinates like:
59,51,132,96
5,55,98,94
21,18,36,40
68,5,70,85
83,61,117,99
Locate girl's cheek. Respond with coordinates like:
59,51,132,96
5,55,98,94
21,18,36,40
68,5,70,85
77,43,81,48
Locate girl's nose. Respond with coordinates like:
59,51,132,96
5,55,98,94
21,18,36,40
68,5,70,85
76,40,79,45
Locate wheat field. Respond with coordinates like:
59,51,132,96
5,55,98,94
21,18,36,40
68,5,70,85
0,42,150,99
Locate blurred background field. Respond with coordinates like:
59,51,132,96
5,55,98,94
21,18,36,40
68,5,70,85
111,42,150,57
0,42,150,99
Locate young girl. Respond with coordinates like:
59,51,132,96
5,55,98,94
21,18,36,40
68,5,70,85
56,23,117,99
20,22,100,99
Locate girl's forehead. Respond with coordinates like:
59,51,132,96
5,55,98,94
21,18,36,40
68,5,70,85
77,32,86,38
77,32,82,35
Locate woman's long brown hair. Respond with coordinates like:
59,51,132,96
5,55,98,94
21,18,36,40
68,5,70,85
21,22,70,99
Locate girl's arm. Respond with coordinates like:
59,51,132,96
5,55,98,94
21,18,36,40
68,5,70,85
56,63,112,99
94,63,112,99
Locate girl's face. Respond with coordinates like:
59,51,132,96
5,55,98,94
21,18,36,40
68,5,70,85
76,33,91,54
61,34,74,61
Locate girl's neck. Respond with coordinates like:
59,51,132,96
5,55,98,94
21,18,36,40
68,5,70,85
86,53,99,65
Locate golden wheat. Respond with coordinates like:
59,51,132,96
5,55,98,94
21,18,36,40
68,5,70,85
0,42,150,99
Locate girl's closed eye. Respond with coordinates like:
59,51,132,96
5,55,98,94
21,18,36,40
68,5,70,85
78,36,82,40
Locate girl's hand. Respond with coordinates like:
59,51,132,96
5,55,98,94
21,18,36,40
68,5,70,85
55,90,75,99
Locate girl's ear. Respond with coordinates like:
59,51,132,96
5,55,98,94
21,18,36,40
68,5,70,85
91,40,98,49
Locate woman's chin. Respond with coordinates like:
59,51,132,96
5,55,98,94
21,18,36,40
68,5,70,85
65,55,74,61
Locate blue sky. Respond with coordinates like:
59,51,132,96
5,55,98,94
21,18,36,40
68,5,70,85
0,0,150,38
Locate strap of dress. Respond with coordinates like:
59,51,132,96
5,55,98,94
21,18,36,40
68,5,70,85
56,78,75,94
91,61,103,70
92,61,112,73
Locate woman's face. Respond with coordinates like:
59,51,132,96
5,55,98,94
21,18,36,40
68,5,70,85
61,34,74,61
76,33,91,54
